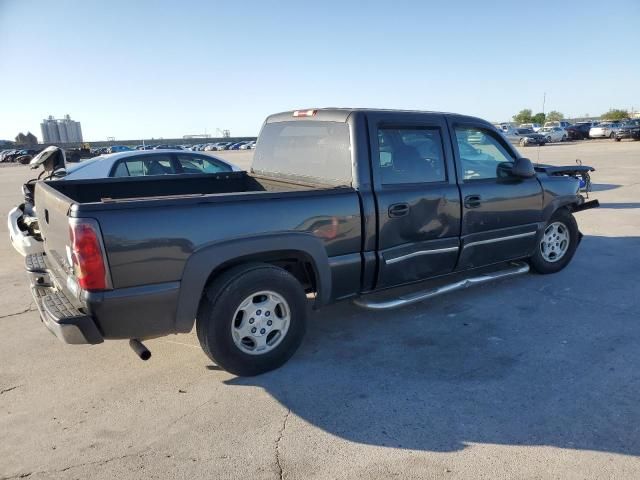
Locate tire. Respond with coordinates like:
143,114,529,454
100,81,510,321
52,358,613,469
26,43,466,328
562,134,567,142
196,263,307,376
615,137,621,142
546,136,552,143
529,209,580,274
519,138,527,147
609,132,615,139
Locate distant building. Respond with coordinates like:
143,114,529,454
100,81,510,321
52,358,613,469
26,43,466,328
15,132,38,146
40,114,83,143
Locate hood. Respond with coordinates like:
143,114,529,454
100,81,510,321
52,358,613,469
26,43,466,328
29,146,66,171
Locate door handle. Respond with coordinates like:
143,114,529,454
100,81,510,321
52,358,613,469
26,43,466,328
388,203,410,217
464,195,482,208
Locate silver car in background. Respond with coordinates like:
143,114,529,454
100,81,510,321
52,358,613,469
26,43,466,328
589,122,622,139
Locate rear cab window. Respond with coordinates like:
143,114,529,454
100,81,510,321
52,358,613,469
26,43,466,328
252,120,352,186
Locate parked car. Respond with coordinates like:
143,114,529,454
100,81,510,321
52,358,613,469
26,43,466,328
214,141,235,150
614,120,640,141
519,123,542,132
230,142,249,150
240,141,256,150
565,123,593,140
23,108,599,376
8,149,241,257
108,145,133,153
544,121,572,129
538,126,568,143
500,126,546,147
589,122,622,139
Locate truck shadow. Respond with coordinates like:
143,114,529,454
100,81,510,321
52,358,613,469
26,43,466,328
590,183,621,192
225,235,640,455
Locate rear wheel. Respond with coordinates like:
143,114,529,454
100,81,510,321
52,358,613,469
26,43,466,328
529,209,579,274
196,263,307,376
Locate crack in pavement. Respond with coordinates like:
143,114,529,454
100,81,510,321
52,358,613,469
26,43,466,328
0,304,36,320
0,385,22,395
275,408,290,480
0,453,142,480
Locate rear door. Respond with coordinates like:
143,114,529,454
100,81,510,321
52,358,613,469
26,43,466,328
368,112,461,289
448,117,543,270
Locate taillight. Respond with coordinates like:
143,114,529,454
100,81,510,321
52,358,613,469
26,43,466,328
69,219,108,291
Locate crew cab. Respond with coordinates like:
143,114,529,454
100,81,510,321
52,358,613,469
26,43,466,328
25,109,598,376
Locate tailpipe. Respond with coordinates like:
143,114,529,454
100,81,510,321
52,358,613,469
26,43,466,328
129,339,151,361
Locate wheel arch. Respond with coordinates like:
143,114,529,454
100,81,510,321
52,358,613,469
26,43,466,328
174,232,331,333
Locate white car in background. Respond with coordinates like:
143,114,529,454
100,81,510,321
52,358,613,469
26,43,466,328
589,122,622,139
519,123,542,132
538,126,568,143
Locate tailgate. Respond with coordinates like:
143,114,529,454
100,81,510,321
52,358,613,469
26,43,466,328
34,181,76,279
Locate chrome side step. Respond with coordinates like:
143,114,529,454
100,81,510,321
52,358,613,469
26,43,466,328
353,261,530,310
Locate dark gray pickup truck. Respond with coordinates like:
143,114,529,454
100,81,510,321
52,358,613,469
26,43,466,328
26,108,598,375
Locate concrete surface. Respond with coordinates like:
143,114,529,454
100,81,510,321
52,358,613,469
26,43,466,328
1,142,639,479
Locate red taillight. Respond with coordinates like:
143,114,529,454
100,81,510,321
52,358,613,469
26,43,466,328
69,220,107,291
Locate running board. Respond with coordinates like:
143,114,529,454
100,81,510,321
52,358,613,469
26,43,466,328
353,261,530,310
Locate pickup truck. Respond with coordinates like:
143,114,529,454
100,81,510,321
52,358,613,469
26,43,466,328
25,108,599,376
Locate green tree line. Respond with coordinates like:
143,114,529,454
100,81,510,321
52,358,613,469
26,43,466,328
512,108,631,124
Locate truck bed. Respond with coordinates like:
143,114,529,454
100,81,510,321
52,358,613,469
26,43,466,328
34,171,362,301
43,170,321,205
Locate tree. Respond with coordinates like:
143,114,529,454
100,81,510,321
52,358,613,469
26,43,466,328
545,111,564,122
601,109,629,121
531,112,546,125
512,109,533,124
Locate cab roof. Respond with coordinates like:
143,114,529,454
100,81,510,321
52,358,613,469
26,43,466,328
265,108,489,126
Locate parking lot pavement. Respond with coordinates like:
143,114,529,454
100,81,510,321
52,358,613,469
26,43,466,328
1,140,639,479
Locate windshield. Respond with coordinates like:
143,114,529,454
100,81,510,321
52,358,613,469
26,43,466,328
253,120,352,186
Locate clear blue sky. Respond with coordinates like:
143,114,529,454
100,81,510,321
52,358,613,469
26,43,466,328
1,0,638,141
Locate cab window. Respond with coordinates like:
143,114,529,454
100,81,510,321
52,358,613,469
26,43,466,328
454,127,515,180
176,154,232,174
112,154,175,177
377,127,446,184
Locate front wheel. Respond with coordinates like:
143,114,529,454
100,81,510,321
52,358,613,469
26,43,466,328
196,263,308,376
562,134,567,142
519,138,527,147
546,136,552,143
529,209,580,274
609,132,615,139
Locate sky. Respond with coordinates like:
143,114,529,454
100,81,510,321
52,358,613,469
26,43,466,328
1,0,638,142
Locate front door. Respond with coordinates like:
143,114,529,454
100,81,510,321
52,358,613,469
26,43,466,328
448,118,543,270
369,113,462,289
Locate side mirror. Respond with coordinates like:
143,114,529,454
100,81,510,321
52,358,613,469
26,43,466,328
512,157,535,178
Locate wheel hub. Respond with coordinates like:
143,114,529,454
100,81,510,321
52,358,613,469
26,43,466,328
540,221,570,263
231,291,290,355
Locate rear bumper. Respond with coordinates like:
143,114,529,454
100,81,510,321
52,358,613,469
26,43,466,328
8,206,44,257
26,252,180,344
27,256,104,344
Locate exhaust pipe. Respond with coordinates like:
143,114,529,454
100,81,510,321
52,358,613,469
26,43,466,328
129,339,151,361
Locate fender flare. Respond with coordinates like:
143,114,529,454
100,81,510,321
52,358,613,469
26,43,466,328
174,232,331,333
542,195,581,223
